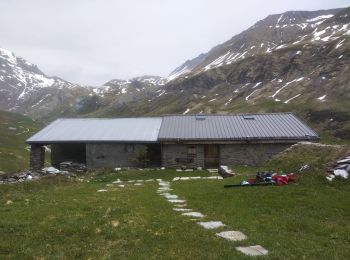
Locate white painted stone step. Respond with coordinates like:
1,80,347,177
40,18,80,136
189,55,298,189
197,221,226,229
173,204,187,207
236,245,268,256
182,212,205,218
216,231,247,241
168,199,186,203
162,194,179,199
173,208,192,212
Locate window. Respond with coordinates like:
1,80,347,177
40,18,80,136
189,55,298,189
243,115,255,120
187,146,196,158
124,144,134,153
195,115,206,121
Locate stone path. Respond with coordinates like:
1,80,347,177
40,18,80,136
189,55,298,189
236,245,268,256
198,221,226,229
216,231,247,241
98,176,268,256
156,178,269,256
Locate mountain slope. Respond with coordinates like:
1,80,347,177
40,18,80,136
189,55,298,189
0,7,349,141
0,47,94,119
136,7,350,140
0,110,42,172
167,8,346,79
0,47,167,120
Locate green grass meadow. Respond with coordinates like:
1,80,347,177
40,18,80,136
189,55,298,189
0,144,349,259
1,172,349,258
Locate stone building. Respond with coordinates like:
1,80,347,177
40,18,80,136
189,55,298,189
26,113,319,171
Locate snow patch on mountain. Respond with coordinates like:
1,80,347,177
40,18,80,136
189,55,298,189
271,77,304,98
306,14,334,23
284,94,301,104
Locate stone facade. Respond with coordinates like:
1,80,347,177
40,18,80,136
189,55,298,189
29,144,45,171
162,144,205,168
220,143,291,166
162,143,292,168
86,143,148,168
48,142,292,170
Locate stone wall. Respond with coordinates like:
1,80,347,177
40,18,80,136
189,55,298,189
161,143,292,168
29,145,45,171
162,144,204,168
86,143,147,168
220,143,291,166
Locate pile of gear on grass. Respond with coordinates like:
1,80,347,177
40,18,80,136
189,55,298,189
220,165,309,188
0,161,87,185
326,155,350,181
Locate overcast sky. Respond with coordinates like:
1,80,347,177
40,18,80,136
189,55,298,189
0,0,348,85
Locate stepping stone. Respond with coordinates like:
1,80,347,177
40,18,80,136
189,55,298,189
173,177,180,181
190,176,201,179
118,185,125,188
180,177,190,180
134,183,143,186
236,245,268,256
173,204,187,207
112,179,122,184
136,180,144,182
106,184,113,187
145,179,154,182
216,231,247,241
197,221,225,229
157,187,171,190
182,212,204,218
156,179,162,182
173,208,192,212
164,194,179,199
128,180,136,183
168,199,186,203
97,189,108,192
158,185,170,189
157,187,167,190
157,189,172,193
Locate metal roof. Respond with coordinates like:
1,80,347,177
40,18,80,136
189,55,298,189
158,113,319,141
27,118,162,143
27,113,318,144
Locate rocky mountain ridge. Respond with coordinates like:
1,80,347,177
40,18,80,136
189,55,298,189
0,47,169,119
0,7,349,139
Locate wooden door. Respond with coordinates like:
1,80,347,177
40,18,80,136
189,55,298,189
205,145,220,168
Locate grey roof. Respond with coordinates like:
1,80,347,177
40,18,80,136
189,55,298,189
27,118,162,143
158,113,318,141
27,113,318,144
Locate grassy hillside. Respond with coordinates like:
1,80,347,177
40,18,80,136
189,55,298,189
0,110,42,173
